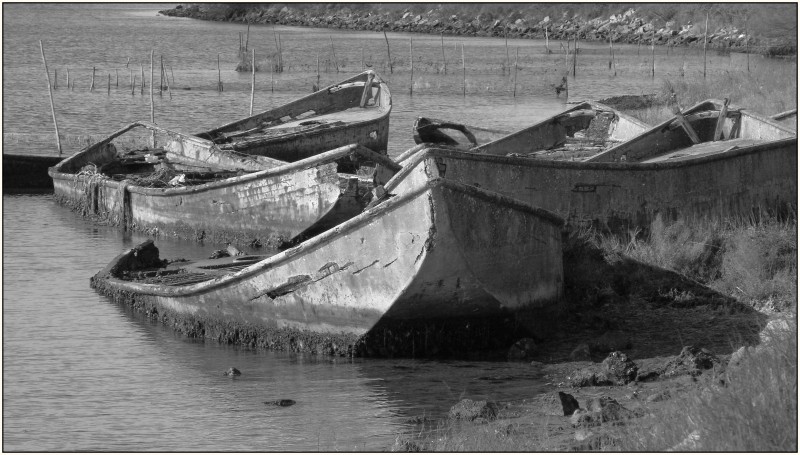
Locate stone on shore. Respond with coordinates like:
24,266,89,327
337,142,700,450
448,399,499,421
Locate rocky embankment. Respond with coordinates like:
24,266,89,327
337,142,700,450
160,4,794,55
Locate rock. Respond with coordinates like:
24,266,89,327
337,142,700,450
568,367,613,387
448,399,499,421
579,397,638,424
265,399,296,407
574,428,594,441
224,367,241,376
540,391,581,416
601,351,638,385
570,343,591,361
507,337,537,360
662,346,719,378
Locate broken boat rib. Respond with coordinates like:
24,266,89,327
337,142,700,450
90,177,564,357
49,121,398,248
195,70,392,161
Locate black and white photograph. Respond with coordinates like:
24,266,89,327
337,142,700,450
3,2,797,451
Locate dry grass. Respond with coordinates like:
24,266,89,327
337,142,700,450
625,61,798,123
616,319,797,451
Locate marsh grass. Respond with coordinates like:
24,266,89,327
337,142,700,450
615,320,797,451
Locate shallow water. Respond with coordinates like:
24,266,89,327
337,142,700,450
2,4,792,451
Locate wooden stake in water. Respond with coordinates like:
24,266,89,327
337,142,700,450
651,33,656,77
217,53,222,92
126,57,130,68
39,40,62,155
278,33,284,72
131,74,136,95
107,73,110,95
150,50,154,124
53,69,58,89
440,32,446,74
361,46,364,70
461,43,466,97
316,52,320,89
409,37,413,96
250,49,255,116
270,57,274,92
610,33,617,76
513,47,518,97
545,25,549,53
140,64,144,94
115,68,118,87
273,26,280,72
164,66,172,100
703,11,709,79
383,30,392,73
90,66,95,91
504,28,510,75
330,36,339,73
572,36,577,77
745,18,750,72
66,68,70,91
245,21,250,52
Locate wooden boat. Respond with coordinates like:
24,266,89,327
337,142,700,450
409,101,651,161
391,99,796,233
49,121,399,248
90,177,564,357
195,70,391,161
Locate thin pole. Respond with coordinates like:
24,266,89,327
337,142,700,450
383,30,392,73
273,25,280,71
90,66,95,91
170,65,174,85
440,32,446,74
277,33,283,72
217,53,222,92
361,46,364,70
504,28,509,75
250,49,255,116
125,57,130,68
245,21,250,51
316,52,320,89
164,65,172,100
330,36,339,72
66,68,70,91
651,32,656,77
160,54,164,92
572,36,577,77
107,73,110,95
545,25,550,53
54,69,58,89
115,68,118,87
513,47,518,97
461,43,466,96
610,33,617,76
140,64,144,95
131,74,136,95
409,37,413,96
703,11,709,79
270,57,274,92
150,50,154,124
39,40,62,155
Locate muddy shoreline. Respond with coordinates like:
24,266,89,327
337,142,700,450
159,4,793,55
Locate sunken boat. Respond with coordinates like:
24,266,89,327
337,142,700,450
195,70,391,161
90,177,564,357
49,122,399,248
409,100,651,160
393,99,797,233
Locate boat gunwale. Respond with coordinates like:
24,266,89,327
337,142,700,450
98,177,565,298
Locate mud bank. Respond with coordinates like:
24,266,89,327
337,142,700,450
3,154,61,192
159,4,794,55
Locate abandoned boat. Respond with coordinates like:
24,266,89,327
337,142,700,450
409,101,650,161
90,177,564,357
49,121,399,248
389,99,796,233
195,70,391,161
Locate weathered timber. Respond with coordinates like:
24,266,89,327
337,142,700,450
194,71,391,162
49,122,399,248
90,177,564,357
393,99,796,234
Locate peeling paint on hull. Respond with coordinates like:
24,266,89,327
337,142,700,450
90,178,564,357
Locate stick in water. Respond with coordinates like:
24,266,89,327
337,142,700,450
250,49,255,116
461,43,466,97
39,40,62,155
383,30,392,73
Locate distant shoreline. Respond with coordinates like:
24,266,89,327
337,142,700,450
159,4,796,57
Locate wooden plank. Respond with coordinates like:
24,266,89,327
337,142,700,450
713,98,730,141
672,107,701,144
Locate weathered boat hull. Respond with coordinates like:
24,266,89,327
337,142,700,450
387,140,797,234
49,122,392,247
196,71,391,161
90,178,564,357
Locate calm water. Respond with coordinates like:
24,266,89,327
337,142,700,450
2,4,789,451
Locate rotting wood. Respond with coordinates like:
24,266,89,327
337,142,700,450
39,40,62,155
713,98,730,141
671,105,701,144
383,31,392,73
